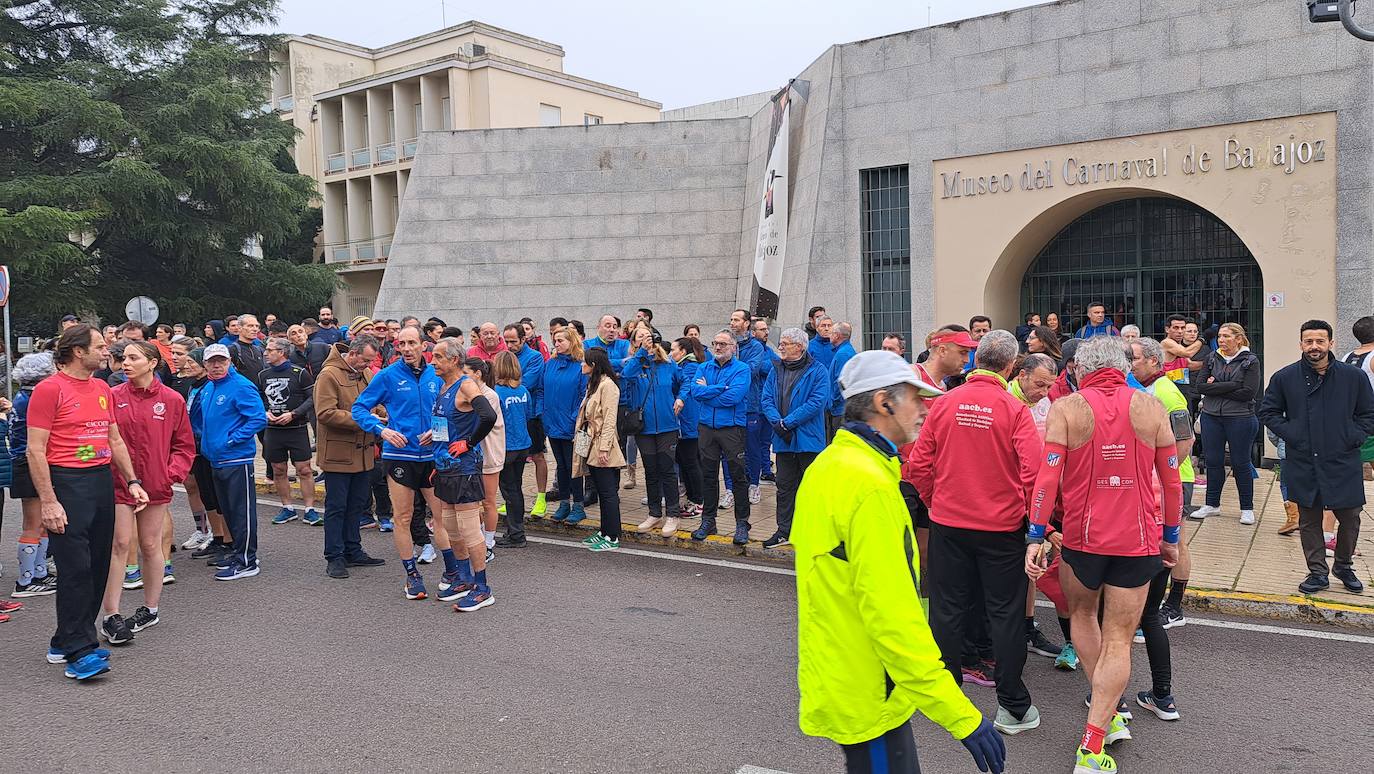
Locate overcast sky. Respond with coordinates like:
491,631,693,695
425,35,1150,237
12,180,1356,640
275,0,1045,109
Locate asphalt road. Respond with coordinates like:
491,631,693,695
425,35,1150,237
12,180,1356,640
2,495,1372,774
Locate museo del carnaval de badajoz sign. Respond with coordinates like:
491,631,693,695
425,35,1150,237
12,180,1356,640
939,134,1328,200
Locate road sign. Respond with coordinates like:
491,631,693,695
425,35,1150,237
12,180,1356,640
125,296,159,325
0,266,10,308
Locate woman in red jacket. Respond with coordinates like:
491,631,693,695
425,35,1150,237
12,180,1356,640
97,341,196,645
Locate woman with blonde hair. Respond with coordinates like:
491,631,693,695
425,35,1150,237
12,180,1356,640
573,348,625,551
541,327,588,524
491,351,531,546
1191,322,1262,525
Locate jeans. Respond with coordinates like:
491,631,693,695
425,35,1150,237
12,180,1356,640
699,425,748,527
774,451,818,537
498,449,529,540
323,471,368,561
211,463,259,568
636,431,680,516
625,434,638,466
743,413,767,484
1200,413,1259,508
586,465,622,539
47,466,115,661
676,437,702,505
549,437,584,503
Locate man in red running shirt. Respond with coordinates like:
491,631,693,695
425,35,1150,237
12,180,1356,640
1024,336,1182,774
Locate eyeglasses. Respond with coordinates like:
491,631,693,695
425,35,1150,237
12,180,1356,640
711,341,733,348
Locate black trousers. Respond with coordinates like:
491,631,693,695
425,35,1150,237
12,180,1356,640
499,449,529,540
48,465,115,661
366,461,391,520
637,431,680,516
825,413,842,444
410,492,431,547
676,437,702,505
841,718,921,773
774,451,818,536
586,466,621,539
1140,567,1173,698
699,425,748,527
549,437,584,503
928,523,1033,717
191,454,220,514
1298,504,1360,575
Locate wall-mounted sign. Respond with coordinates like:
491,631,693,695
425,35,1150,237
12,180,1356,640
1266,292,1285,309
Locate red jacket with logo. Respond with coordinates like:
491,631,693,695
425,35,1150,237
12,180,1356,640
909,372,1042,533
112,381,196,506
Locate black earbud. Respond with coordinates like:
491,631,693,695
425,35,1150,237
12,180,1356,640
883,401,895,416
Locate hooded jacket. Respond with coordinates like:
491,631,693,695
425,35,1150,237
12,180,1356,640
314,343,376,473
828,339,858,417
190,367,267,468
205,320,227,342
112,380,195,505
675,358,702,439
541,354,588,440
515,343,545,416
621,351,682,436
689,356,750,429
762,354,831,453
808,336,837,370
587,336,632,405
350,358,443,462
736,335,774,415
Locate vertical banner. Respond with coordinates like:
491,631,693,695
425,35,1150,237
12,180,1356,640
0,266,12,400
750,84,795,320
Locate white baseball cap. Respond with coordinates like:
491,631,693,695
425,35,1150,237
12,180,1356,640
203,343,231,361
840,350,943,399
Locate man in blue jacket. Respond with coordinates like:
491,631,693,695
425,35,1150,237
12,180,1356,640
503,323,550,519
350,326,455,601
730,309,774,505
827,321,858,442
761,327,831,549
689,329,752,545
808,315,837,368
193,344,268,580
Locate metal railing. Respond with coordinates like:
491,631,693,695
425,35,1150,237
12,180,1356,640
325,152,347,174
348,147,371,170
374,142,397,165
322,234,395,264
400,138,418,160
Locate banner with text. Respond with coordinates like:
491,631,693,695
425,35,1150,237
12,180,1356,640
750,84,795,320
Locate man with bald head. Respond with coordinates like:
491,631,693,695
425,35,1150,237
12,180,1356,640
467,322,508,362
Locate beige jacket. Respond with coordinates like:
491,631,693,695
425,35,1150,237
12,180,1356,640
572,377,625,476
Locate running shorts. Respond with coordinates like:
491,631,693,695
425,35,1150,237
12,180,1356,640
386,459,435,491
9,457,36,500
263,426,312,464
433,469,484,506
1061,547,1162,591
526,416,547,454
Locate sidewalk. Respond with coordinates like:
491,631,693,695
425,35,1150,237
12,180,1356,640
254,457,1374,626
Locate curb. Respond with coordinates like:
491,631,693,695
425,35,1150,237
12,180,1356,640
1183,588,1374,630
523,515,798,564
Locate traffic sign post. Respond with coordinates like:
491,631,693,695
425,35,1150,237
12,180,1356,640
125,295,159,326
1,266,12,400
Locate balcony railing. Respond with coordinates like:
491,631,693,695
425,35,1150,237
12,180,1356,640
325,152,347,175
323,235,394,264
276,95,295,112
330,245,352,261
348,147,371,170
374,142,397,165
400,138,418,160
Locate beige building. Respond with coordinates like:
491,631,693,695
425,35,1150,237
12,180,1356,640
264,21,662,319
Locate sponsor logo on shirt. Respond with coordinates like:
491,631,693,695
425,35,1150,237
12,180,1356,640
153,402,166,416
1100,443,1127,461
1094,475,1136,488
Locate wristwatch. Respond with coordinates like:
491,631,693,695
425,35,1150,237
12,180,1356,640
127,479,143,487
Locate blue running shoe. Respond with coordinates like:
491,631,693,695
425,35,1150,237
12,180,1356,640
121,567,143,590
64,653,110,681
47,647,110,665
271,507,298,525
404,572,427,600
438,579,473,602
302,509,323,526
378,517,395,532
566,503,587,525
551,501,571,523
214,562,260,581
454,585,494,612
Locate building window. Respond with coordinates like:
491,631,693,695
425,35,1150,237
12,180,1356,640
859,165,911,352
539,103,562,127
347,296,373,320
584,113,602,126
440,97,451,130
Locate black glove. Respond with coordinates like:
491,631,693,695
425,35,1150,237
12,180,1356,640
960,718,1005,773
772,421,793,443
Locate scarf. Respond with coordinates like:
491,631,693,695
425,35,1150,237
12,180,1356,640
1138,370,1164,388
777,353,812,417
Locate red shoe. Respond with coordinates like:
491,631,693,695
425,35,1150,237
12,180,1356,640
0,612,9,623
961,665,995,687
1326,536,1363,557
0,599,22,614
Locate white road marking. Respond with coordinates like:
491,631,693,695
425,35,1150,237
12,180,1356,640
735,767,795,774
1030,598,1374,644
527,535,795,576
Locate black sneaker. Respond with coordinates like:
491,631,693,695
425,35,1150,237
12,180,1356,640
128,606,159,633
1299,573,1330,594
485,547,495,564
762,533,789,549
1159,603,1185,629
13,578,57,598
732,523,750,546
327,558,350,579
760,472,776,483
191,541,224,559
101,614,134,645
1334,568,1365,593
495,535,527,547
344,553,385,567
1026,626,1063,658
209,550,236,569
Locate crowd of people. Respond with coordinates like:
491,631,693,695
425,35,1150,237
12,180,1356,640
1,300,1369,774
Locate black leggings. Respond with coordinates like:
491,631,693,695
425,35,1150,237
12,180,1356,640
841,718,921,773
549,437,584,503
498,449,529,540
636,431,679,516
676,436,702,505
1139,567,1173,698
586,466,621,539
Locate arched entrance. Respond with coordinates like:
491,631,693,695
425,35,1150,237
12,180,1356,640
1021,197,1263,350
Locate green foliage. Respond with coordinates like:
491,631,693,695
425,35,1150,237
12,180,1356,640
0,0,337,334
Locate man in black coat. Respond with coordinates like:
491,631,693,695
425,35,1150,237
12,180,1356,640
1259,319,1374,595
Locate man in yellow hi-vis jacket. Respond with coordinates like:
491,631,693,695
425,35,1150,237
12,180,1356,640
794,351,1006,774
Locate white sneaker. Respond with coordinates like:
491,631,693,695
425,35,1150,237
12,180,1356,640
748,484,761,504
720,490,734,509
1189,505,1220,520
416,544,436,564
181,530,209,550
1239,510,1255,525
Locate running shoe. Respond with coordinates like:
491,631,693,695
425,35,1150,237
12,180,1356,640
1239,509,1255,525
378,517,395,532
404,572,427,600
732,523,750,546
210,551,236,569
582,533,607,548
681,501,702,518
760,471,776,483
302,509,323,526
1073,747,1117,774
13,579,57,598
214,562,260,581
454,586,494,612
1104,713,1132,745
190,542,224,559
181,530,209,550
359,516,378,530
47,647,110,665
64,653,111,681
961,665,995,687
438,579,473,602
1136,690,1180,721
1325,536,1364,557
1027,626,1063,658
122,567,143,590
748,484,761,504
589,536,620,552
1188,504,1220,520
551,500,571,523
1160,604,1185,629
128,606,159,633
0,599,22,613
1056,641,1080,671
485,547,495,564
530,492,548,516
720,490,734,509
101,614,134,645
271,507,298,525
497,502,506,515
762,533,789,549
992,704,1040,735
1132,629,1145,644
1085,694,1133,721
566,503,588,525
162,564,175,585
416,544,436,564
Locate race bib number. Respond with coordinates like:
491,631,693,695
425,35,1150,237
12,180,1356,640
431,415,450,444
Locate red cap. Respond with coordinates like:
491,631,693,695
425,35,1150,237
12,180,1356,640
930,330,979,349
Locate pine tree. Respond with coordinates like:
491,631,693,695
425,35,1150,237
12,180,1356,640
0,0,337,334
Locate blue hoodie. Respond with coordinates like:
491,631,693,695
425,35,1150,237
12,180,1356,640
621,351,681,436
587,336,632,405
762,355,832,453
675,359,702,439
688,356,750,429
515,343,545,416
828,340,858,416
541,354,588,440
191,368,267,468
736,335,775,415
808,336,837,369
350,358,443,461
